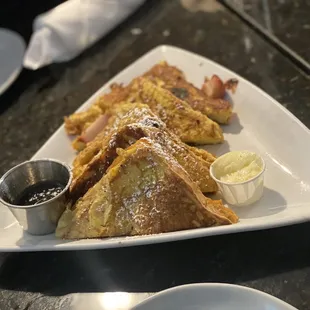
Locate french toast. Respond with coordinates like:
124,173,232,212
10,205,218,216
65,69,225,146
143,61,232,124
64,61,232,137
72,103,162,174
69,78,223,149
56,139,237,239
130,77,223,144
69,116,218,203
71,102,154,151
187,146,215,166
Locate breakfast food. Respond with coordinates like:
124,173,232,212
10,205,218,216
67,77,224,150
70,105,218,203
144,61,232,124
131,78,224,144
56,139,237,239
64,62,233,147
57,61,238,240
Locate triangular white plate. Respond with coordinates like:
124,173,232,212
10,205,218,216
1,45,310,251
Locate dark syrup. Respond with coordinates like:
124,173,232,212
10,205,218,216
14,180,65,206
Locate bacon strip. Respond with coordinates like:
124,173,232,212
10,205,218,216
202,75,225,99
80,114,111,143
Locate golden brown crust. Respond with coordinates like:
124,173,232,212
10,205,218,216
187,146,216,166
71,103,158,173
64,61,232,140
56,139,237,239
56,62,239,241
131,77,224,145
64,104,103,135
144,61,232,124
69,77,223,149
70,114,218,203
96,83,132,111
204,197,239,223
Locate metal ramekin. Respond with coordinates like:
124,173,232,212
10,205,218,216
0,159,72,235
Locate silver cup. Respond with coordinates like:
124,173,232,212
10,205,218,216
0,159,72,235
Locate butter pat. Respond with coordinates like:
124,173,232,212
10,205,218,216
210,150,265,206
214,151,263,183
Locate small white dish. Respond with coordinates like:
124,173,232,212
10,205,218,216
0,28,25,95
210,150,266,206
132,283,297,310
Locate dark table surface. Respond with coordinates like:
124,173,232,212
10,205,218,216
225,0,310,63
1,0,310,309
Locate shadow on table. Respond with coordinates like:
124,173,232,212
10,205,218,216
0,219,310,297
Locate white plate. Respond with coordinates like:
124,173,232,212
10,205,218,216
1,45,310,251
0,28,25,95
131,283,297,310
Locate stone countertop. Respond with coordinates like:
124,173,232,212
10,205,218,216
224,0,310,63
0,0,310,309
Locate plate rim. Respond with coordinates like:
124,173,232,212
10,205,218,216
2,44,310,252
0,28,25,96
131,282,297,310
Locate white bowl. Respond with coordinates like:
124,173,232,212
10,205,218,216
132,283,297,310
210,151,266,206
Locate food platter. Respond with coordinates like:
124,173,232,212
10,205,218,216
1,45,310,251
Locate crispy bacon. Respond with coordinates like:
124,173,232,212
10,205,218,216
202,75,226,99
225,78,239,94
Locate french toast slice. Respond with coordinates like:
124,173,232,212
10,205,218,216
187,146,215,166
70,79,223,150
130,77,223,145
71,102,156,151
143,61,232,124
56,139,237,239
71,103,162,175
65,73,224,146
70,117,218,203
